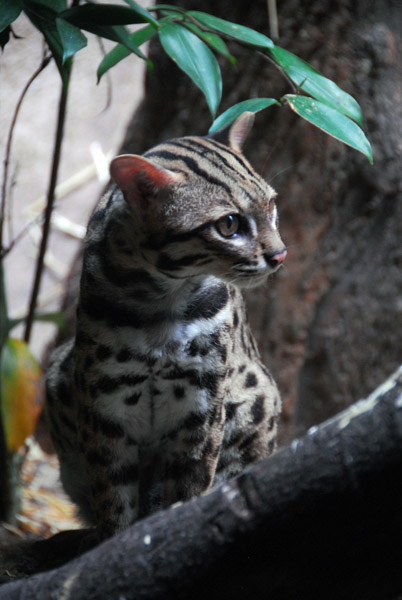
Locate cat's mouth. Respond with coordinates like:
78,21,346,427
230,252,286,287
232,250,286,275
229,266,270,289
232,253,286,276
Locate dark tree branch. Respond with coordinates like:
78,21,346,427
1,366,402,599
24,68,71,343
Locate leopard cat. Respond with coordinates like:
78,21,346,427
46,112,287,541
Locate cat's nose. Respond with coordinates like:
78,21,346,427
265,249,287,269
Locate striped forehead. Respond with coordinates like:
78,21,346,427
144,136,274,212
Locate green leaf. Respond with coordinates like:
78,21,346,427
209,98,279,133
56,18,87,63
104,25,150,63
183,22,235,65
159,21,222,117
0,26,11,50
8,311,65,333
270,46,363,126
97,24,156,81
1,338,42,453
0,0,23,33
60,6,150,63
188,11,274,50
285,95,373,163
120,0,159,27
24,1,70,87
75,19,148,62
28,0,66,11
152,4,185,13
32,311,66,330
60,4,158,28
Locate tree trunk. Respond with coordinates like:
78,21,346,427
102,0,402,441
56,0,402,441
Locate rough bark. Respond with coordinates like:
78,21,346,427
54,0,402,442
114,0,402,441
1,367,402,599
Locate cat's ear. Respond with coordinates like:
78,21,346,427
110,154,183,204
208,111,255,152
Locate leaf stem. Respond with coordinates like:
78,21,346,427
0,212,43,260
0,53,51,255
257,50,297,93
24,70,71,343
0,262,9,349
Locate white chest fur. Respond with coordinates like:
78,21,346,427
89,307,230,444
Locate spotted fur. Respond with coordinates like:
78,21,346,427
46,113,286,539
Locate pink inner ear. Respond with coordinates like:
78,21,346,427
110,154,180,202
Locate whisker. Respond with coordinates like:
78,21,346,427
268,164,295,184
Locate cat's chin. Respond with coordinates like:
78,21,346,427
230,274,270,290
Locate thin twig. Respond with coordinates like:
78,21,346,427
1,144,109,259
24,69,71,343
267,0,279,41
0,53,51,253
257,50,297,94
0,213,43,260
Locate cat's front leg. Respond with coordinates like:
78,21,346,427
79,423,140,540
161,418,226,510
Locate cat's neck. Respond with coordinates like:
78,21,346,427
78,188,235,350
78,267,231,352
79,233,231,342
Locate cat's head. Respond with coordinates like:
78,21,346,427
110,112,286,289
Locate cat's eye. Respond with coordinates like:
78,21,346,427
216,214,240,238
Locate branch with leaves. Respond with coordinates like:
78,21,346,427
2,2,372,160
